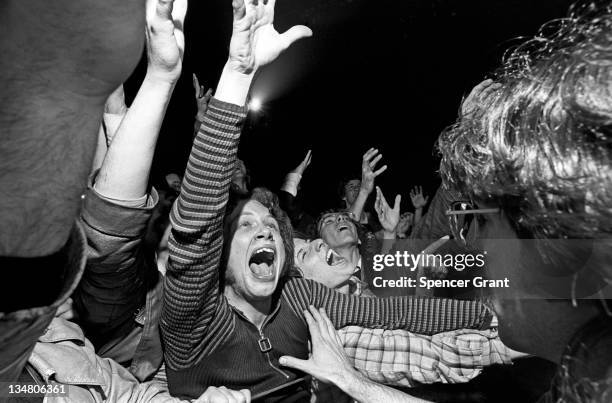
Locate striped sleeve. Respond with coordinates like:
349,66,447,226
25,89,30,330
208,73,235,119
283,278,493,335
161,98,248,370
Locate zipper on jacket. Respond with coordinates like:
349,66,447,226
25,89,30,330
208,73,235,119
258,320,291,379
231,303,291,379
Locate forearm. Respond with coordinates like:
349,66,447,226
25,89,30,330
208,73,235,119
349,189,369,219
281,173,302,197
414,207,423,224
307,281,493,334
340,326,513,387
338,372,430,403
95,76,175,200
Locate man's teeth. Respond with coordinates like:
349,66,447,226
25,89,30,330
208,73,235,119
249,247,276,277
326,248,344,266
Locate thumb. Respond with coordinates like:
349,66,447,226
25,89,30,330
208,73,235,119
279,356,312,374
280,25,313,49
393,194,401,211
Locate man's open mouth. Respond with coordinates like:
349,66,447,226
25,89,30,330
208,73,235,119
325,248,345,266
337,224,349,232
249,247,276,280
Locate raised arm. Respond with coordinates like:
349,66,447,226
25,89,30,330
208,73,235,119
373,186,401,251
94,0,186,200
91,85,129,174
279,150,311,222
409,186,429,225
74,0,186,351
161,0,312,369
349,148,387,220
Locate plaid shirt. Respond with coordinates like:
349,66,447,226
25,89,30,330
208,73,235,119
312,326,511,402
312,281,509,402
341,325,511,387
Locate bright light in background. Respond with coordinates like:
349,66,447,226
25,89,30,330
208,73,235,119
249,98,262,112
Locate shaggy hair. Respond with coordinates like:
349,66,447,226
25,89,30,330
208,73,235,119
439,5,612,400
439,1,612,241
223,187,295,283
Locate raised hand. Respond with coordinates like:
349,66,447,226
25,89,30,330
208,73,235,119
280,306,359,385
360,148,387,195
290,149,312,176
461,79,502,117
193,73,214,122
228,0,313,75
375,186,401,236
396,212,414,237
145,0,187,83
194,386,251,403
409,186,429,209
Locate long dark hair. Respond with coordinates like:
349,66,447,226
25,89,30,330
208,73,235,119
220,187,295,289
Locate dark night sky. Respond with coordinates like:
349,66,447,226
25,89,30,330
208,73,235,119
127,0,575,216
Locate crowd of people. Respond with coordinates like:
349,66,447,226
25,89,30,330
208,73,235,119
1,0,611,402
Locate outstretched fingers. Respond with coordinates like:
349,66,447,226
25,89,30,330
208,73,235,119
373,165,387,177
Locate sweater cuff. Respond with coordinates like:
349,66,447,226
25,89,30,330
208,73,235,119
81,183,159,238
280,173,302,197
208,97,249,116
196,98,248,141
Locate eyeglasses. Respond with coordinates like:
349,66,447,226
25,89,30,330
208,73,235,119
446,201,500,245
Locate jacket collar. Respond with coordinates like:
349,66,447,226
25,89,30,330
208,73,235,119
29,318,107,387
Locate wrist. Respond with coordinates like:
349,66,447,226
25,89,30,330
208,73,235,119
281,173,301,197
215,60,255,106
336,370,368,397
383,230,396,240
358,188,371,197
144,69,180,88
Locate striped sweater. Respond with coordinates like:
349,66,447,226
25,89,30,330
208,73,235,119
160,98,493,398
